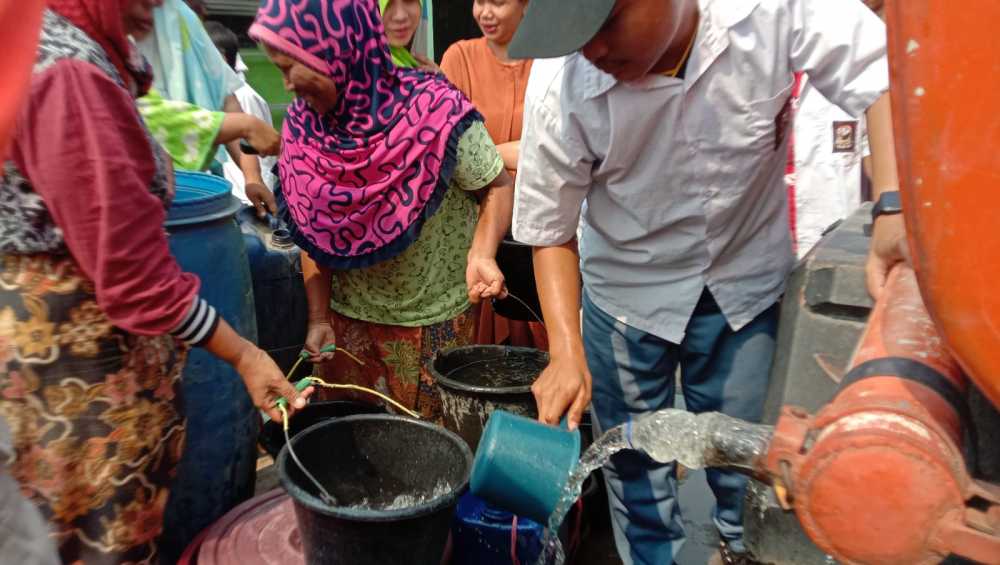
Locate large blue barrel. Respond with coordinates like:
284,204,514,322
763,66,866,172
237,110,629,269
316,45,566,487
161,171,259,563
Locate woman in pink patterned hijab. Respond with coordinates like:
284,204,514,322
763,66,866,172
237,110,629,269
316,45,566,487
252,0,514,421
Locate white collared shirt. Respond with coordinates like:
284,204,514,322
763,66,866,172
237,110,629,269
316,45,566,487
791,76,870,258
513,0,888,343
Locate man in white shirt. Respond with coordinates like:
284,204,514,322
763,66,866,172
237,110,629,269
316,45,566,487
788,73,870,258
508,0,903,563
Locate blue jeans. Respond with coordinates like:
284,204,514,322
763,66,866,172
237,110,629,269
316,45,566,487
584,289,778,565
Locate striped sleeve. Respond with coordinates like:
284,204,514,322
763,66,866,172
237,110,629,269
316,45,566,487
169,297,220,347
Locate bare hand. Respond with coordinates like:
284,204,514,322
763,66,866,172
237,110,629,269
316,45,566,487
304,320,337,364
466,255,508,304
531,353,592,430
246,182,276,219
234,346,313,423
414,53,442,74
865,214,910,299
244,118,281,156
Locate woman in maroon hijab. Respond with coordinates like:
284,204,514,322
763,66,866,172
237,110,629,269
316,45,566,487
0,1,310,561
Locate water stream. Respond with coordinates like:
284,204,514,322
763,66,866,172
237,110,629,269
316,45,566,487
536,409,774,565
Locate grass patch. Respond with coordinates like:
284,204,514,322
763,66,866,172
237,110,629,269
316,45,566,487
241,47,292,128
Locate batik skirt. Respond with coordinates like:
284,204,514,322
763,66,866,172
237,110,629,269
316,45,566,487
317,308,477,423
0,254,186,564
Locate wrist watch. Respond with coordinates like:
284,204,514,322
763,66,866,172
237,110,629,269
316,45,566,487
871,190,902,221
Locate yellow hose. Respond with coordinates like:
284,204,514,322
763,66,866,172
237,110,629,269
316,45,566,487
305,377,421,419
284,345,420,419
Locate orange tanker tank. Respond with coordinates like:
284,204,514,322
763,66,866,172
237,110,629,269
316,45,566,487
888,0,1000,408
760,2,1000,562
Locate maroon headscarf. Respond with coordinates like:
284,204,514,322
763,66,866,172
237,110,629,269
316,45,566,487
46,0,151,93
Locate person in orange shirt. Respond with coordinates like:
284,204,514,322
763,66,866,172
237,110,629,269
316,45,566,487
441,0,530,180
440,0,546,349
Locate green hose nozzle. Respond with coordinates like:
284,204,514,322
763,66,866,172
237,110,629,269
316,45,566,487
275,377,315,410
300,344,338,359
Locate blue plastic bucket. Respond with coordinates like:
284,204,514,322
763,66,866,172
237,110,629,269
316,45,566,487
470,410,581,524
160,171,259,562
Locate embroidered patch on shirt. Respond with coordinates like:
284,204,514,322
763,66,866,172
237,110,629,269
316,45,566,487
833,121,858,153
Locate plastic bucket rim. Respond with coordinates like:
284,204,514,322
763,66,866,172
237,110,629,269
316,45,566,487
430,346,548,396
166,171,243,227
164,196,243,226
259,400,385,459
469,411,581,523
500,237,532,248
277,414,473,522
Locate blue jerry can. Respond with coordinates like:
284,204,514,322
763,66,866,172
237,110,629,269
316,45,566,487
451,493,545,565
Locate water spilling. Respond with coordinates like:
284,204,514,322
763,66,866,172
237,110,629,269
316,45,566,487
535,409,773,565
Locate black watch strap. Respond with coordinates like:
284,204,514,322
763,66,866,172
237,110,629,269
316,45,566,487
871,190,902,220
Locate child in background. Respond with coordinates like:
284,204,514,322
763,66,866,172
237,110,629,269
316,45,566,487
205,21,278,206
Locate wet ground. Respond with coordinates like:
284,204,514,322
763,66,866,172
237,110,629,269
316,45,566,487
575,467,719,565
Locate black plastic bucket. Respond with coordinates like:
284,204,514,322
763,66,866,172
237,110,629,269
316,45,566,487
259,400,385,459
430,346,548,452
277,415,472,565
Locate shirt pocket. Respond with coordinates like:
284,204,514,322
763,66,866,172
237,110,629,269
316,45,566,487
744,80,795,150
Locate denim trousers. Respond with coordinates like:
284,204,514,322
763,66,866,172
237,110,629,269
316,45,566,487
584,289,779,565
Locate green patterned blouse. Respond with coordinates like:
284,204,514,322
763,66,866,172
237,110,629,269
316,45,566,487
138,89,223,171
329,120,504,327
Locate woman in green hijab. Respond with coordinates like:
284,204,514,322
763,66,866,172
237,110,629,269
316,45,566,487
379,0,440,72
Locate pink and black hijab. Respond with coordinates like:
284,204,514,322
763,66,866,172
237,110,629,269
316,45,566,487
250,0,479,269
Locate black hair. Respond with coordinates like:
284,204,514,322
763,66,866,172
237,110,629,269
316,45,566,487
204,21,240,70
184,0,208,20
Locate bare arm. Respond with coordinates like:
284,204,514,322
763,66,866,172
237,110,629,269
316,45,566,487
223,94,277,217
203,318,311,422
530,241,590,430
215,113,279,153
497,141,520,173
222,94,246,164
301,252,337,363
466,169,514,303
864,92,907,298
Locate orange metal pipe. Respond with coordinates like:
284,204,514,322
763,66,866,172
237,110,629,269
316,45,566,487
843,266,965,446
761,3,1000,561
766,266,1000,565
